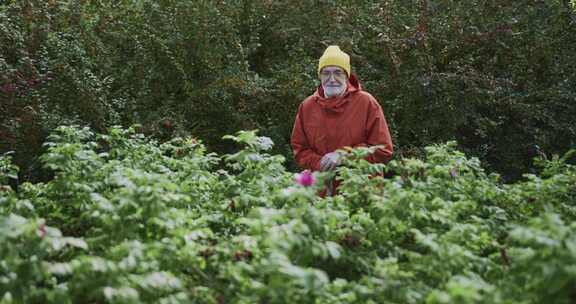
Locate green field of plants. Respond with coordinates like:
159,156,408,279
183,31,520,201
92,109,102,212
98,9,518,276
2,1,576,302
1,126,575,303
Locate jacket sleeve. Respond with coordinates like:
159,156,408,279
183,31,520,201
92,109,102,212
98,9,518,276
354,98,394,164
291,104,323,171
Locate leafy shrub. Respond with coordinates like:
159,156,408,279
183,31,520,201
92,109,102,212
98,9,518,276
2,0,575,181
1,126,575,303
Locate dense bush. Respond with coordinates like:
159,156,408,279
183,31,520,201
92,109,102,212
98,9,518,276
1,126,575,303
1,0,575,180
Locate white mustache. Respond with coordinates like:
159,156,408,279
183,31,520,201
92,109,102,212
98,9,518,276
323,83,347,98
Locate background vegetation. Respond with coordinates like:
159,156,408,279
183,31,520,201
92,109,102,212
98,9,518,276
2,2,576,302
1,0,576,181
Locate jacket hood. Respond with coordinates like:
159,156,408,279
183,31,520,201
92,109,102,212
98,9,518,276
314,74,362,113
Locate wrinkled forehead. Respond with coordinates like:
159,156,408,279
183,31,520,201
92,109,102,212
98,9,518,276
321,66,345,73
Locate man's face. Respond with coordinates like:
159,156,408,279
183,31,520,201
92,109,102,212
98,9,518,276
320,66,348,98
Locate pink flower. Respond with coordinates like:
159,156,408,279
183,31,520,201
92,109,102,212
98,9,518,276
38,224,46,239
294,170,315,187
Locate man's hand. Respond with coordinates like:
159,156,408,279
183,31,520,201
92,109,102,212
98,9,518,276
320,152,341,171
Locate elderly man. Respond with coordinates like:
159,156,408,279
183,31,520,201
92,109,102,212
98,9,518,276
291,45,394,177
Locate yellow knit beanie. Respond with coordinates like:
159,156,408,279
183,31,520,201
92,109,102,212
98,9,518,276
318,45,351,76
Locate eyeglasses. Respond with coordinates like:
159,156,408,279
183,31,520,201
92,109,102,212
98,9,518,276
320,69,347,81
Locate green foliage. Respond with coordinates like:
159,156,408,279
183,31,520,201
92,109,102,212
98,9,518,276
1,0,575,181
503,213,576,303
0,213,87,303
1,126,575,303
0,153,18,185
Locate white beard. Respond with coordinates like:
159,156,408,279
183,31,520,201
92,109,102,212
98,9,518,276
322,82,347,98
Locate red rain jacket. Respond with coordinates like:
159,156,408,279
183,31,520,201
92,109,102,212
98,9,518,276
291,74,393,171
